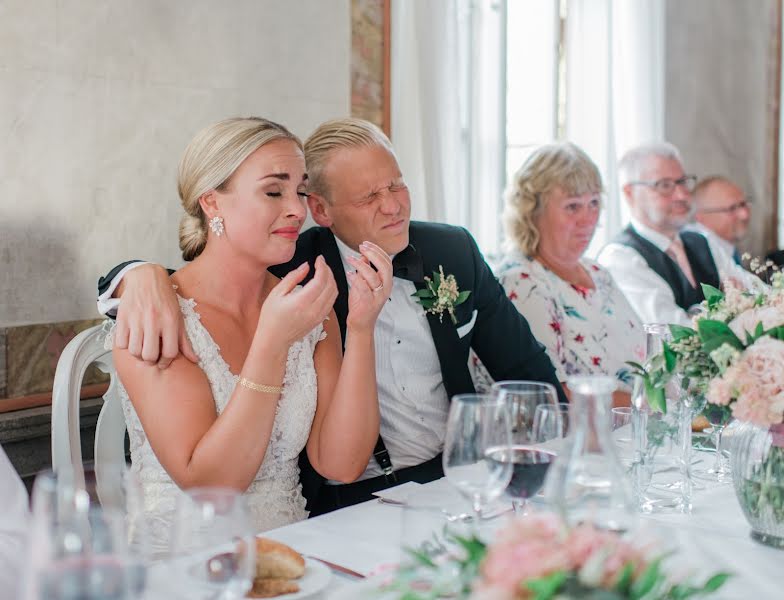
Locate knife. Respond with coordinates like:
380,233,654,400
306,555,366,580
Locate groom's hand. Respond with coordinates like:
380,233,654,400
113,264,198,369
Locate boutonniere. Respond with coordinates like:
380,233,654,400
412,265,471,324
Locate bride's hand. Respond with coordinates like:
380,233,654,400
256,256,338,348
345,241,393,332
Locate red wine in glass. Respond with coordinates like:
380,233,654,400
487,446,556,513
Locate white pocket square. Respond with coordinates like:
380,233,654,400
456,309,478,338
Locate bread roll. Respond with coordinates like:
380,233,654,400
247,577,300,598
254,537,306,580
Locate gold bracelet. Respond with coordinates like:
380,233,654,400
238,377,284,394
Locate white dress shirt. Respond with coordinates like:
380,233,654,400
597,218,764,327
332,237,449,481
684,222,738,263
0,444,28,599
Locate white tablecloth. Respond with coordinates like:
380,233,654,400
262,476,782,599
144,471,781,598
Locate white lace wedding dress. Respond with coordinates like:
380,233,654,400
110,296,324,554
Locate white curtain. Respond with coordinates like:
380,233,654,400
391,0,505,255
565,0,665,256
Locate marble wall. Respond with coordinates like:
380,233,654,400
0,0,351,328
665,0,779,255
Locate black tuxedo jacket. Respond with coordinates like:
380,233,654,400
98,221,563,510
269,222,562,508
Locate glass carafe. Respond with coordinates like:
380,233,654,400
631,323,693,513
542,375,635,532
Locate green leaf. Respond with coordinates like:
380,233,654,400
765,325,784,341
669,324,697,341
644,379,667,414
402,547,437,569
411,289,434,298
697,319,743,352
431,271,442,288
663,342,677,372
525,570,567,600
613,562,635,593
701,572,731,593
630,557,664,598
455,290,471,305
701,283,724,304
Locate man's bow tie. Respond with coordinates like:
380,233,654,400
392,244,424,282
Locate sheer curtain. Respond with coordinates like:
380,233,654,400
565,0,665,256
390,0,505,256
390,0,664,256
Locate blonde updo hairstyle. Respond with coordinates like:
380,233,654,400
178,117,303,261
503,142,603,256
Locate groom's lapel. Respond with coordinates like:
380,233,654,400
319,229,350,347
409,226,470,400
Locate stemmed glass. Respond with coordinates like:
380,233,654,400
491,381,560,514
702,403,733,482
443,394,512,533
24,465,147,600
169,487,256,600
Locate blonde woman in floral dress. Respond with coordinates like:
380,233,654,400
473,143,645,406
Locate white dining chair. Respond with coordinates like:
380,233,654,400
50,322,126,499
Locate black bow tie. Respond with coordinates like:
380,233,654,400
392,244,424,282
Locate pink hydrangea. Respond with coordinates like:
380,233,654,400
708,336,784,428
475,514,651,599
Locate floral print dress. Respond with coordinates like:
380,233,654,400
473,251,645,392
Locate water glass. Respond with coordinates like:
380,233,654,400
443,394,512,533
169,487,255,600
612,407,633,440
24,465,147,600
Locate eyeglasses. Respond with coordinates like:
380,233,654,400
628,175,697,195
698,197,752,215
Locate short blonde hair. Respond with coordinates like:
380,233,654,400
304,118,395,201
503,142,602,255
178,117,302,261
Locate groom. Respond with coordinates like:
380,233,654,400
98,118,564,514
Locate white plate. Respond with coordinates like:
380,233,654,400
257,558,331,599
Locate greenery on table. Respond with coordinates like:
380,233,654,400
385,521,730,600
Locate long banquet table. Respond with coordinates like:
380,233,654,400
258,476,783,599
144,474,782,599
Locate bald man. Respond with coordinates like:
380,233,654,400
691,176,751,264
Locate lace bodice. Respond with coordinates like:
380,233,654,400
111,296,324,553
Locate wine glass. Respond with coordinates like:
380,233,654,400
702,403,733,482
533,402,569,440
24,466,142,600
491,381,559,514
169,487,255,600
443,394,512,534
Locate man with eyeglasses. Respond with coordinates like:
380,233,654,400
598,142,761,327
689,176,751,265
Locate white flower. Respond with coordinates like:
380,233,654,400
728,306,784,340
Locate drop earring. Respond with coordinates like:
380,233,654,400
209,216,224,237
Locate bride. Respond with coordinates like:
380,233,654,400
111,117,390,551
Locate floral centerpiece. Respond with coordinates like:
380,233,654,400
389,514,728,599
638,274,784,547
